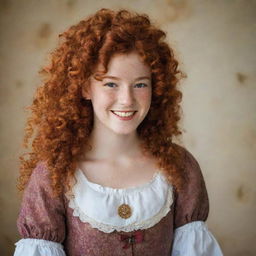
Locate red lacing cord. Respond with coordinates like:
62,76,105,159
119,230,144,256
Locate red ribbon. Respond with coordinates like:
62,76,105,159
119,230,144,249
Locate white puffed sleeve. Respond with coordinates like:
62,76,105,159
171,221,223,256
14,238,66,256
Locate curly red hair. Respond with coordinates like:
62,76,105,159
18,8,187,196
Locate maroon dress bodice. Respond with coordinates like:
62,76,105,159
16,147,209,256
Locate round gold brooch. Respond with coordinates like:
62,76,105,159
118,204,132,219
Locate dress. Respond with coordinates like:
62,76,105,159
13,148,223,256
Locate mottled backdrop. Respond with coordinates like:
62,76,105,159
0,0,255,255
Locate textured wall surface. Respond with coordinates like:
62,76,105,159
0,0,255,255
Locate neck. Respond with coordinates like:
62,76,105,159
83,125,143,163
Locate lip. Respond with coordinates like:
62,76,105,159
111,110,137,121
111,110,137,112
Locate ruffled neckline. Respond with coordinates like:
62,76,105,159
66,168,174,233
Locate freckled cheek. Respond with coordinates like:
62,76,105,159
135,91,152,105
94,93,116,112
92,90,115,102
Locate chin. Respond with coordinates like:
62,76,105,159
110,126,138,135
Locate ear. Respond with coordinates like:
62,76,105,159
82,85,91,100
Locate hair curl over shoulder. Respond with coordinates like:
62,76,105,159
18,8,187,196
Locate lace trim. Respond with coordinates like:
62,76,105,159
66,184,173,233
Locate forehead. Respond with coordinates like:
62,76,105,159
94,51,151,78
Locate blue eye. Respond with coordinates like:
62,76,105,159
104,82,116,88
135,83,147,88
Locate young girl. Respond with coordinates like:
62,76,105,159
14,8,223,256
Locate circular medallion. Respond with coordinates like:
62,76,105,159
118,204,132,219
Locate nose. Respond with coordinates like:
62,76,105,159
118,86,135,106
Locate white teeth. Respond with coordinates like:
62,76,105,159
112,111,135,117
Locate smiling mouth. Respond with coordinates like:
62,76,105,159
111,110,137,118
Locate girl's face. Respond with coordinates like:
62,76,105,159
83,51,152,135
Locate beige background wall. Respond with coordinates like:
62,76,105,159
0,0,255,255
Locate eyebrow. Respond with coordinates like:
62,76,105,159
101,75,151,81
